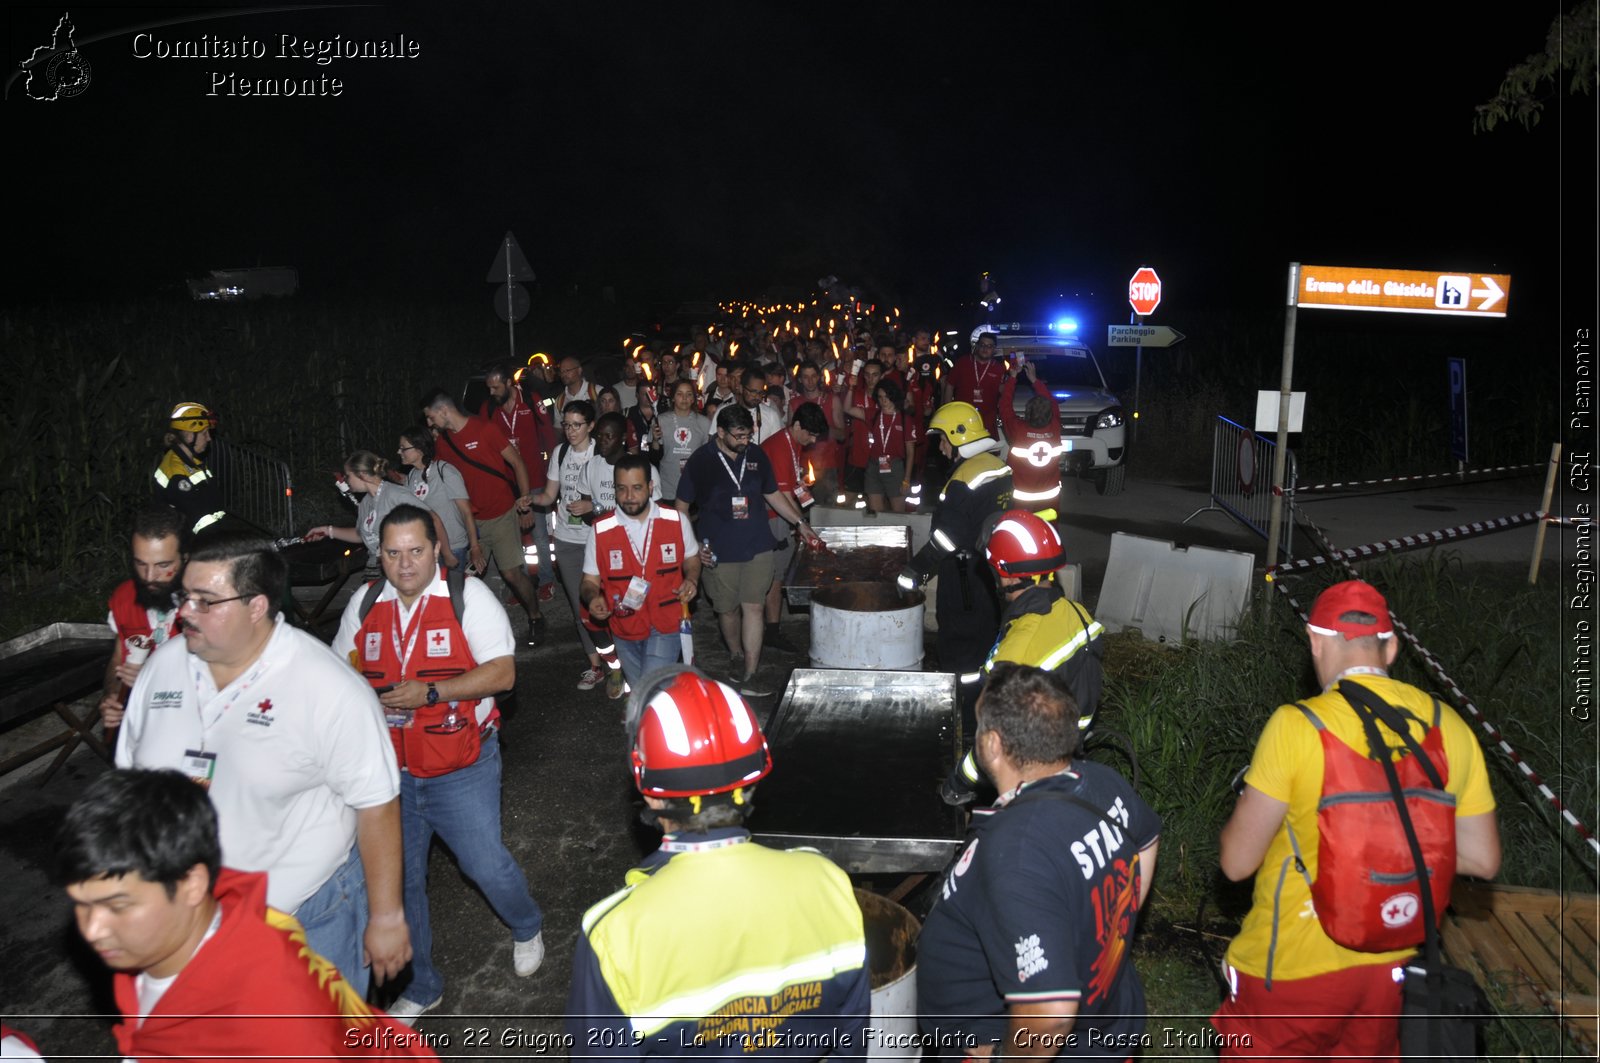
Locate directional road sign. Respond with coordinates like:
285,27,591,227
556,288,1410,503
1128,266,1162,316
1296,264,1509,318
1107,324,1185,348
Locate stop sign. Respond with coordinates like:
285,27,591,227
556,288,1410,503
1128,266,1162,316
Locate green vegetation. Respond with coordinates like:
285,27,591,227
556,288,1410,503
1114,553,1593,1055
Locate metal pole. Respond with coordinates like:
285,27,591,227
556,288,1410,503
505,237,516,362
1529,442,1561,584
1263,263,1299,571
1131,309,1144,444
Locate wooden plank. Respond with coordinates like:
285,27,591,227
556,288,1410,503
1498,909,1569,991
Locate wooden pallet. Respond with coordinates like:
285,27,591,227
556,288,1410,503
1440,881,1599,1052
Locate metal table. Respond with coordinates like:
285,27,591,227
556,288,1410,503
783,525,911,608
750,668,964,874
0,622,115,782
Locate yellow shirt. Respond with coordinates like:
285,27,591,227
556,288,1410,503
1224,674,1496,981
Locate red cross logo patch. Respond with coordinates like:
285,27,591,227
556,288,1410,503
426,629,451,657
257,699,272,712
1027,440,1056,468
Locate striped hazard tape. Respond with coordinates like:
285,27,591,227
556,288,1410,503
1293,461,1542,495
1272,512,1541,574
1276,517,1600,858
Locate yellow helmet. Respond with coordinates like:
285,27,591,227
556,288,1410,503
169,401,217,433
927,401,991,445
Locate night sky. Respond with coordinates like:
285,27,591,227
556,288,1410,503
5,1,1594,326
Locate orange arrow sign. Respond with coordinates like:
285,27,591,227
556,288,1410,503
1297,265,1509,317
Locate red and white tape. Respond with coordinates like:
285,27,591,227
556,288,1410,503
1275,518,1599,858
1272,512,1541,574
1293,462,1542,496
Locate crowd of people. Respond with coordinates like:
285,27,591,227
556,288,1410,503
33,311,1500,1061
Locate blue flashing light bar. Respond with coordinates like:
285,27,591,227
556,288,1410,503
1047,318,1078,333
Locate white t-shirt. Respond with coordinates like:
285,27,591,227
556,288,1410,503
748,400,786,445
582,452,661,516
331,571,515,725
551,439,597,545
115,617,400,914
582,502,700,577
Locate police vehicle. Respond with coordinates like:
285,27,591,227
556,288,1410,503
986,321,1127,496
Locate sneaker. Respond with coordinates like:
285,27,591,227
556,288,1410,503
605,668,625,700
525,615,546,648
537,582,556,603
513,931,545,978
738,675,772,698
387,995,441,1027
577,667,605,691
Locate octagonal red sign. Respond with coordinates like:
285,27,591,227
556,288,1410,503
1128,266,1162,316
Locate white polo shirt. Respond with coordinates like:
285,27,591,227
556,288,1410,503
116,617,400,914
331,570,515,726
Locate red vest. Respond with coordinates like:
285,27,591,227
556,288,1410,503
355,576,487,778
108,579,181,648
1000,378,1065,507
591,507,687,640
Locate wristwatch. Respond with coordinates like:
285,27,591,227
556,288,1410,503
425,682,439,706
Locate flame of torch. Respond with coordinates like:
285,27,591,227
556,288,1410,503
805,461,816,485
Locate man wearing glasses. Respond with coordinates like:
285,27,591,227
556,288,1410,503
737,365,785,446
943,332,1006,436
115,531,409,1001
676,405,817,696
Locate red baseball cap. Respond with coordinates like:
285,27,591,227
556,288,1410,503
1307,580,1394,640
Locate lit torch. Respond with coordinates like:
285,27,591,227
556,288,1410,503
805,461,816,486
641,361,657,405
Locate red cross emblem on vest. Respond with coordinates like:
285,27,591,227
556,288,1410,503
1027,440,1056,467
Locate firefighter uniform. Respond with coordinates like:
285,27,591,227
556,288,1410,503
153,449,223,533
954,581,1106,787
907,446,1013,720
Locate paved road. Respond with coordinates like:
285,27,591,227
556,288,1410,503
0,467,1564,1058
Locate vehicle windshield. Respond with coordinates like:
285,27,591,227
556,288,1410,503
1008,346,1106,390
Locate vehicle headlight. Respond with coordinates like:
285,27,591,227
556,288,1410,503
1095,407,1125,430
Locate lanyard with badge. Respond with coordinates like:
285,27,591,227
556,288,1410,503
614,511,657,615
718,449,751,520
971,358,999,403
182,655,271,789
872,411,900,473
379,594,432,729
782,431,814,509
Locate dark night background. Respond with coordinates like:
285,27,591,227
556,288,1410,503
4,1,1593,329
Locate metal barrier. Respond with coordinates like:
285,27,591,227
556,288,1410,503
1183,415,1295,561
212,439,296,537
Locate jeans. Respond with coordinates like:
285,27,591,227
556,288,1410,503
613,629,683,689
294,843,370,998
398,731,542,1006
554,537,598,657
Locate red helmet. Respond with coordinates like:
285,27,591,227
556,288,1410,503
984,509,1066,579
628,669,772,798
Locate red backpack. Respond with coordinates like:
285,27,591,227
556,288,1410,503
1285,682,1457,954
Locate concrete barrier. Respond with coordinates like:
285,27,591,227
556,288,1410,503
1097,531,1252,643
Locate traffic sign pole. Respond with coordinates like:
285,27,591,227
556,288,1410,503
1132,309,1143,443
1126,266,1163,445
1264,263,1300,578
504,237,515,362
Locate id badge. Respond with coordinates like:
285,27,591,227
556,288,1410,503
621,575,651,611
878,456,893,473
793,484,814,508
385,708,416,730
730,494,749,520
182,749,217,790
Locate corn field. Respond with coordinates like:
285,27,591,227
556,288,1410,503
0,296,509,603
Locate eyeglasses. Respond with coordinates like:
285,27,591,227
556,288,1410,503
723,430,753,443
398,444,419,454
563,421,590,430
178,593,251,613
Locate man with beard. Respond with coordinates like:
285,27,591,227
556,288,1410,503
154,401,225,533
482,364,557,608
116,531,408,997
676,406,817,697
99,505,189,732
582,455,702,690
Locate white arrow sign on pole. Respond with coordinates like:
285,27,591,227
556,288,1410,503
1107,325,1186,348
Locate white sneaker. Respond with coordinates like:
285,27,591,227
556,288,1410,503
513,931,545,977
577,667,605,691
387,995,441,1027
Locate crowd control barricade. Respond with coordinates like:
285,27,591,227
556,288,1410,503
212,439,296,538
1183,415,1295,561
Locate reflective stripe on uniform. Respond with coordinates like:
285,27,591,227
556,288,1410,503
192,510,225,532
628,941,868,1038
932,529,958,553
1033,618,1105,672
964,467,1010,490
1012,483,1062,503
